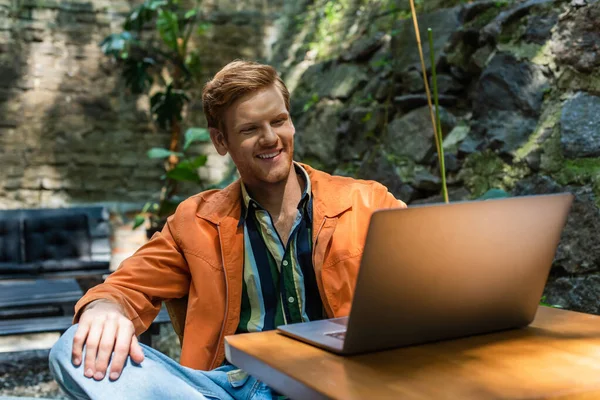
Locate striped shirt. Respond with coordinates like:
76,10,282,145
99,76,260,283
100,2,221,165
236,163,323,333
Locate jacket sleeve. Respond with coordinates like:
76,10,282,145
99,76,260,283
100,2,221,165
372,182,408,210
73,215,191,335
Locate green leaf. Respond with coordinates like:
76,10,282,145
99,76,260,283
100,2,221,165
174,155,207,171
125,1,166,31
148,0,168,10
150,85,189,129
132,214,146,229
183,127,210,150
196,22,211,35
147,148,184,159
185,51,202,78
184,9,197,19
99,32,133,58
190,154,208,168
156,9,180,52
166,164,201,182
540,295,563,309
157,198,180,217
122,58,154,94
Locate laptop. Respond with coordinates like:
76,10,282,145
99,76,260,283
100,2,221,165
277,193,573,355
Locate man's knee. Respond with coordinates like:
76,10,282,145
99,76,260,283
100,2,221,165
49,324,78,369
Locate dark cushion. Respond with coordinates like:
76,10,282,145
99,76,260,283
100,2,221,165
35,260,109,272
0,260,109,274
23,214,91,263
0,218,22,263
0,262,37,274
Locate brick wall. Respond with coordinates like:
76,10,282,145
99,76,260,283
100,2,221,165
0,0,281,209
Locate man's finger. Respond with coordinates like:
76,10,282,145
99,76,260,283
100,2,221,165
129,334,145,365
108,324,136,380
93,317,118,380
71,323,90,366
83,320,104,378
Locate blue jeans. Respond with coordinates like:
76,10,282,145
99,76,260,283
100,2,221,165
49,325,276,400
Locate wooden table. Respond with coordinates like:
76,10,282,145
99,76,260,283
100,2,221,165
225,307,600,399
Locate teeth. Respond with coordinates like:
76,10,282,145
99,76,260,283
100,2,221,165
258,151,279,159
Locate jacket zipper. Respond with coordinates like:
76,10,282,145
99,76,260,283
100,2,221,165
210,222,228,370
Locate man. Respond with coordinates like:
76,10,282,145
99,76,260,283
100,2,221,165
49,60,406,399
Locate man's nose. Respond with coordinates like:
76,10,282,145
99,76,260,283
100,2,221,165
260,125,278,145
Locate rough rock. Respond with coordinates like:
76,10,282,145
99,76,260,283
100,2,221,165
474,52,549,115
522,12,559,44
475,110,539,153
385,106,457,163
391,8,461,72
303,63,368,100
514,176,600,274
357,147,416,204
400,69,425,93
544,275,600,314
434,74,464,94
443,153,462,173
410,186,471,205
412,168,442,192
335,106,386,162
341,32,386,62
480,0,555,44
443,124,470,154
560,92,600,158
394,94,459,111
550,1,600,73
472,53,549,153
294,100,344,169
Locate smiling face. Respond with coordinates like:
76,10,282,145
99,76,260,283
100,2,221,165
210,84,295,189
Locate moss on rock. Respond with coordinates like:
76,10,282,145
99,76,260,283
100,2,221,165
497,42,545,62
463,6,504,30
557,68,600,94
515,100,562,161
537,119,600,207
458,150,530,198
553,158,600,207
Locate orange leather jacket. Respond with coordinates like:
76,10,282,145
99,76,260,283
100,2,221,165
74,164,406,370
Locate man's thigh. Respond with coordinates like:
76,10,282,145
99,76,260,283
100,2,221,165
49,325,273,400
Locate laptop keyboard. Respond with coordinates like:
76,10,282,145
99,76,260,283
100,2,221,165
325,330,346,340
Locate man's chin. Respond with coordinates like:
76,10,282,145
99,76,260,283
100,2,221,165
255,161,293,184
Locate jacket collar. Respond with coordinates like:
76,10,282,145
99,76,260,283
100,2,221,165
195,162,352,224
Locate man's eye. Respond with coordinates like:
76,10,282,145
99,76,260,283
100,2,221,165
272,119,285,126
241,127,255,134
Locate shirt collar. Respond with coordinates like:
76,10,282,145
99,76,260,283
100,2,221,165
239,162,312,225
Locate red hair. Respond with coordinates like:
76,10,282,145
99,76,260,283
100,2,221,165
202,60,290,132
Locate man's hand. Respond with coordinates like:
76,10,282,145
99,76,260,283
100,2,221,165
72,300,144,381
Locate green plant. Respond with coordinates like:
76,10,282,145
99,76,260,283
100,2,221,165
133,127,211,229
408,0,449,203
100,0,211,229
540,296,563,309
303,93,320,112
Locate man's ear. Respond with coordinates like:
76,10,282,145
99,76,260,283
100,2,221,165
209,128,228,156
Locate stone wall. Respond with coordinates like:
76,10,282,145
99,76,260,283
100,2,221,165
0,0,282,209
273,0,600,313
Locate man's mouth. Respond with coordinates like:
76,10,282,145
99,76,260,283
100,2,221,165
256,149,282,159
